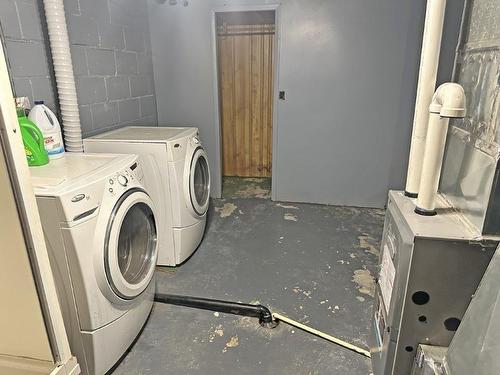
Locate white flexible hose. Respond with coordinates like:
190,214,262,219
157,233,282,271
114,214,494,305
42,0,83,152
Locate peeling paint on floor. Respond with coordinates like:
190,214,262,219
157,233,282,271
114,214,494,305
215,203,237,218
222,177,271,199
284,213,298,221
236,314,286,340
291,286,313,299
352,269,375,297
358,235,380,256
235,186,271,199
222,335,239,353
214,327,224,337
226,335,239,348
240,177,264,183
208,324,225,343
113,196,384,375
276,203,299,210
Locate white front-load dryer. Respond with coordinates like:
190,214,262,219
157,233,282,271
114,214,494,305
31,153,158,375
84,126,211,265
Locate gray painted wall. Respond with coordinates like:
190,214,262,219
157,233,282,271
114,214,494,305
0,0,157,137
148,0,464,207
148,0,223,196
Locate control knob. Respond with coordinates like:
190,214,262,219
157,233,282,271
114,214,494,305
117,174,128,186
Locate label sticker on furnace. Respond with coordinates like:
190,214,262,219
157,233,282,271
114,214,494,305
379,243,396,314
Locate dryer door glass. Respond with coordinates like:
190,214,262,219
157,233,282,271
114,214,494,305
190,148,210,215
106,190,158,299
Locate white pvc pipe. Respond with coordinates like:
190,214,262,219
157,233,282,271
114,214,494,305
42,0,83,152
415,83,466,215
405,0,447,197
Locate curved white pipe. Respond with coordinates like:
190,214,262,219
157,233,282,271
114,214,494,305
428,82,466,118
405,0,447,197
415,83,466,215
42,0,83,152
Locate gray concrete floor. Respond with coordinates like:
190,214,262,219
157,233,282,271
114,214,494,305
112,179,384,375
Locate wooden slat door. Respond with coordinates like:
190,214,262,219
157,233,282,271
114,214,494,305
217,24,275,177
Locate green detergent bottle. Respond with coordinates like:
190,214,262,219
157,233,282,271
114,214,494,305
17,108,49,166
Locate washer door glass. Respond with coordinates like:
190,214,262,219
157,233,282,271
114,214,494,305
190,148,210,215
106,190,157,299
118,203,156,284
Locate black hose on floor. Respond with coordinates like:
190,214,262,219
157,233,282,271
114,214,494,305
154,293,278,328
154,293,371,357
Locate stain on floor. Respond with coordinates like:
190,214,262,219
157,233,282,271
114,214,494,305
352,269,376,297
112,193,384,375
215,202,238,218
358,235,380,256
222,177,271,199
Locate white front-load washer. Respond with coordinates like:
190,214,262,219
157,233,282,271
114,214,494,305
84,126,210,265
30,153,158,375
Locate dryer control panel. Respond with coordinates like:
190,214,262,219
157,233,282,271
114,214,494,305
166,130,201,162
191,135,200,145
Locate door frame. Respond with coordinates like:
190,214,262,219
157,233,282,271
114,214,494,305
0,37,75,365
210,3,281,200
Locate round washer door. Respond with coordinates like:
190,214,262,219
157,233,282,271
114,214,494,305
188,147,210,216
105,189,158,300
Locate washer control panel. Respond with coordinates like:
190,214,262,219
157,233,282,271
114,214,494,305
63,159,143,224
106,162,141,197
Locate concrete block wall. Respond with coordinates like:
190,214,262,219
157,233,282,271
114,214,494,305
0,0,58,112
0,0,157,137
67,0,157,136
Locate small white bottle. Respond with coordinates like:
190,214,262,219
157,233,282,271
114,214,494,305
28,101,65,159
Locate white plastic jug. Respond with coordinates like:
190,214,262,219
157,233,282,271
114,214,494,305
28,101,65,159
